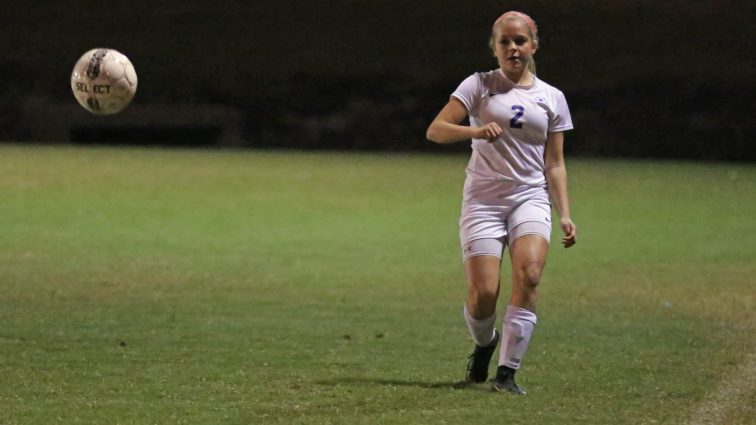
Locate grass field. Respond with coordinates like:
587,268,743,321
0,144,754,424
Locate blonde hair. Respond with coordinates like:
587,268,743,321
490,11,539,75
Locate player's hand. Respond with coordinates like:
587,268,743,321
560,217,577,248
474,123,503,142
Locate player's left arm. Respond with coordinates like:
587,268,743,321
545,131,577,248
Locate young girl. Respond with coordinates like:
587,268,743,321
426,11,577,394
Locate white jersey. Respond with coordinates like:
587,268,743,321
452,69,573,205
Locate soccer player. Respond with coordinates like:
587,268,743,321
426,11,577,394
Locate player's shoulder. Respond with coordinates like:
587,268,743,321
533,77,567,99
462,69,507,94
460,69,501,84
473,69,501,81
456,69,500,99
475,69,507,87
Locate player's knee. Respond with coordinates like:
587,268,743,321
519,263,543,290
467,283,498,318
470,282,498,303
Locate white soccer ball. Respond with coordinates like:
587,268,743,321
70,48,137,115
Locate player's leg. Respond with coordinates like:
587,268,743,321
507,232,549,311
492,196,552,394
462,238,504,383
492,232,548,393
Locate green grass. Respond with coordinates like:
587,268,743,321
0,144,754,424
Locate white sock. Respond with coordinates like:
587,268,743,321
498,305,537,369
463,304,497,347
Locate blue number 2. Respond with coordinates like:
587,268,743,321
510,105,525,129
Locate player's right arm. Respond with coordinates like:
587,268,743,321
426,97,502,144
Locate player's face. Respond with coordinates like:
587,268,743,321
493,19,537,80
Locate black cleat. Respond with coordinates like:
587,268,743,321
491,366,526,395
465,330,499,383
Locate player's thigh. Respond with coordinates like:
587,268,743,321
508,234,549,287
506,196,551,271
509,234,549,265
463,238,504,295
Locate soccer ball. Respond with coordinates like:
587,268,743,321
70,48,137,115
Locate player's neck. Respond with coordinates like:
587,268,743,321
501,69,534,87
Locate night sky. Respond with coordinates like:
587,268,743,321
1,0,754,159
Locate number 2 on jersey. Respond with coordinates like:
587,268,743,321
510,105,524,129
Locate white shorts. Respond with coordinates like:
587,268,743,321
460,196,552,261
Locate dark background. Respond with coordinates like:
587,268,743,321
1,0,754,160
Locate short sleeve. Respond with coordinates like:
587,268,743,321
451,74,482,114
549,90,574,132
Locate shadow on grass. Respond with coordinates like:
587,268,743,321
315,378,480,390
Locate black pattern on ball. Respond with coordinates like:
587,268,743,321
86,49,109,79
